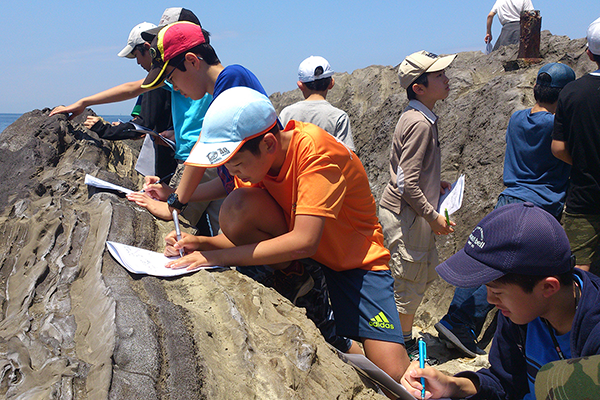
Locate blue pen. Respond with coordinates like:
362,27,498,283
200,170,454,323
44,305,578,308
419,338,427,399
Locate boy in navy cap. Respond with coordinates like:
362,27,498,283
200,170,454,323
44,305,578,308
401,203,600,400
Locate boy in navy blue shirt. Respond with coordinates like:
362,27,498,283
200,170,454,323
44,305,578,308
402,203,600,400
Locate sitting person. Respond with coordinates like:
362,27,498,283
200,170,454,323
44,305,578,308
163,86,411,383
402,203,600,400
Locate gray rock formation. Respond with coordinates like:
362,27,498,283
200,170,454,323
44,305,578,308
0,31,596,399
0,111,381,399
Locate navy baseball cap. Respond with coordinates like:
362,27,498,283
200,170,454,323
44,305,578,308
436,203,573,288
537,63,576,88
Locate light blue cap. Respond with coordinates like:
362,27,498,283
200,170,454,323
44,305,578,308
185,87,277,167
537,63,576,88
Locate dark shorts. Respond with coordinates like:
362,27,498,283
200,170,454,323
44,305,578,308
563,212,600,265
320,265,404,344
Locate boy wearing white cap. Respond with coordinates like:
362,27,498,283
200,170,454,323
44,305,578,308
279,56,355,151
551,17,600,272
164,86,411,383
378,50,456,359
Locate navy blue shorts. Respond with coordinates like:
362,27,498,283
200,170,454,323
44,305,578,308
318,263,404,344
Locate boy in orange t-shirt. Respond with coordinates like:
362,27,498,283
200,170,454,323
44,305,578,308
164,86,411,383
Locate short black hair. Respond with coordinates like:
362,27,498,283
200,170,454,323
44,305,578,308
406,73,429,100
133,43,148,56
238,124,280,156
492,270,574,293
304,77,332,92
533,72,563,104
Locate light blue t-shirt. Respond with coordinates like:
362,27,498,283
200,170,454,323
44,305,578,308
162,84,212,160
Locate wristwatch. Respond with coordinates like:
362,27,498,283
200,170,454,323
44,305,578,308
167,192,187,212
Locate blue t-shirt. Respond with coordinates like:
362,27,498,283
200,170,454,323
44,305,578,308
501,108,571,217
212,65,269,194
162,84,212,160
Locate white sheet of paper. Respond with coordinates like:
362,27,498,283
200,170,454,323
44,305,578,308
106,241,220,277
135,135,157,177
85,174,134,195
131,122,175,150
438,174,465,216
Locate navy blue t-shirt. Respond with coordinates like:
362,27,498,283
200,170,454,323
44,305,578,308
212,65,268,194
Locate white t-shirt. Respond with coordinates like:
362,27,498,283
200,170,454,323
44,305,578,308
491,0,534,25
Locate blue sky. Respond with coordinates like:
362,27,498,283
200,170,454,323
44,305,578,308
2,1,598,115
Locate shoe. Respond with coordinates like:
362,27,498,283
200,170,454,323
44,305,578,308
435,320,486,358
405,338,439,366
274,260,315,305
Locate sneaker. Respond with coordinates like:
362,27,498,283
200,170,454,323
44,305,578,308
405,338,439,366
435,319,486,358
274,260,315,304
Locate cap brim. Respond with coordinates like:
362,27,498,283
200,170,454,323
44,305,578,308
435,247,505,288
425,54,457,73
141,60,170,89
118,44,135,58
141,26,162,43
184,123,276,168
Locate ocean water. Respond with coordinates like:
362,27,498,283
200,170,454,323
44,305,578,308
0,113,129,135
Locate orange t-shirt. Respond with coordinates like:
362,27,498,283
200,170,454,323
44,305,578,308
235,120,390,272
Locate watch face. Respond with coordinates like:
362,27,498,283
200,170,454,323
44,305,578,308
167,193,178,206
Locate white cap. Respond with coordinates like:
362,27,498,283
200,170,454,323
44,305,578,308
298,56,334,83
587,16,600,55
118,22,157,58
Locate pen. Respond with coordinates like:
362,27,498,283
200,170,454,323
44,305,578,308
140,172,174,193
445,208,450,226
172,209,184,258
419,338,427,400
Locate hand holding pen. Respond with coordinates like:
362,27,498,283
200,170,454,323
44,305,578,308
172,209,184,258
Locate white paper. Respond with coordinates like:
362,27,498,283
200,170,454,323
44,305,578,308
135,135,157,177
85,174,134,195
338,352,451,400
106,241,220,277
131,122,175,150
438,174,465,216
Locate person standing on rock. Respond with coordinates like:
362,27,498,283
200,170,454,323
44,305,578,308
551,16,600,273
163,86,411,384
485,0,535,52
279,56,355,151
378,50,456,362
435,62,576,359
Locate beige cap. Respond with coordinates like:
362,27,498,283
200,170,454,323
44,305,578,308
398,50,456,89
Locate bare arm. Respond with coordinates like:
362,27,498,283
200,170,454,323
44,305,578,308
401,362,478,399
189,177,227,203
50,79,152,119
485,12,495,43
551,140,572,165
164,214,325,270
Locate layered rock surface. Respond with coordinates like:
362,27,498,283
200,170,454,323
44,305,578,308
0,32,596,399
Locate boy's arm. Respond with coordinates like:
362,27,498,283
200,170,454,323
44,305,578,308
551,140,572,165
455,314,529,400
485,12,496,43
50,79,152,120
164,214,325,269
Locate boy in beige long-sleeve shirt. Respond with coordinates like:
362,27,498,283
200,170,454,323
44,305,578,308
379,50,456,360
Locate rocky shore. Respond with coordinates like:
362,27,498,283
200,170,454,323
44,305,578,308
0,31,595,399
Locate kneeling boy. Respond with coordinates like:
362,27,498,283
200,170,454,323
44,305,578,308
402,203,600,399
164,86,411,381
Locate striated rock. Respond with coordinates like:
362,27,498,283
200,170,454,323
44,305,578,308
0,110,382,399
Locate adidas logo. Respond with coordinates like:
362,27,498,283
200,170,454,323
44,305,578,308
369,312,395,330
